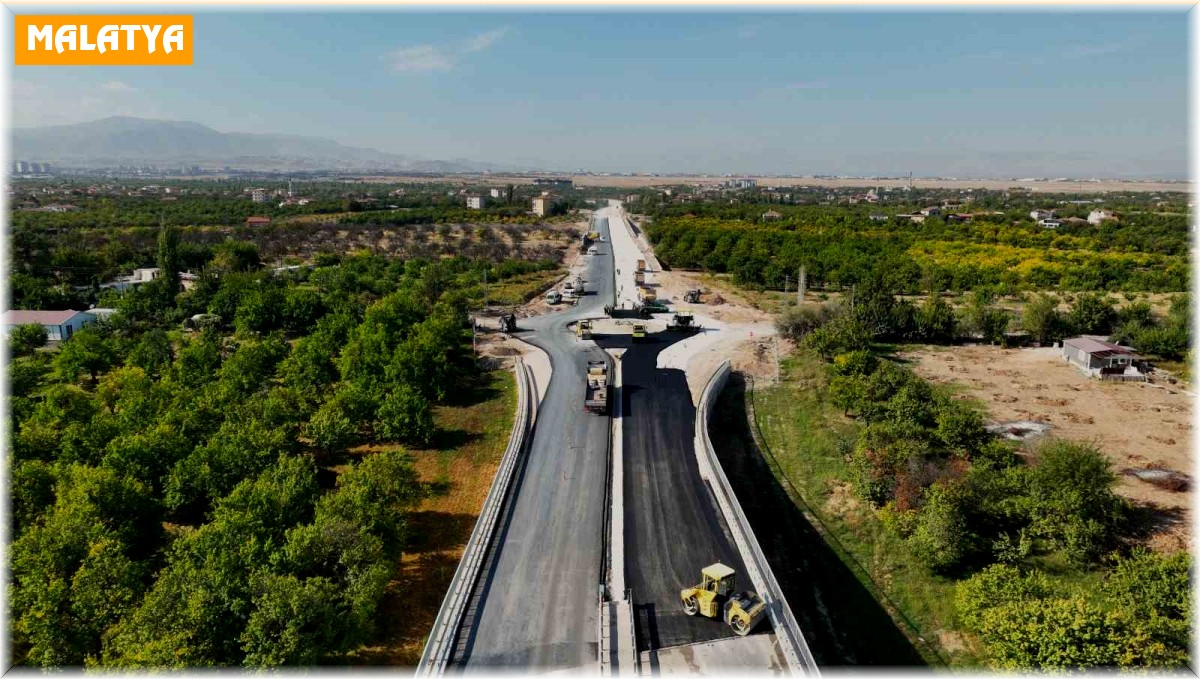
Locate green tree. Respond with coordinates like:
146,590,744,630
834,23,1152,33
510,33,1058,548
157,224,182,297
126,328,174,376
54,328,116,385
1067,292,1116,335
375,384,434,445
9,323,48,357
1020,293,1067,346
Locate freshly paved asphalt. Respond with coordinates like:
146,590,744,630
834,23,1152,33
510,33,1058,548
453,214,615,671
453,206,750,670
596,331,748,652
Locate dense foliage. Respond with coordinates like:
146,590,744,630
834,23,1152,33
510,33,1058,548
7,247,491,667
644,196,1190,293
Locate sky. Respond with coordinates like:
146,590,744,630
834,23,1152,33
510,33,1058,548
8,9,1190,178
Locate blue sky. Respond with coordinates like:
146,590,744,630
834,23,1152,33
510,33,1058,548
9,10,1189,178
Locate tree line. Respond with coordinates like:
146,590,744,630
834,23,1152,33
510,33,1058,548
7,232,510,666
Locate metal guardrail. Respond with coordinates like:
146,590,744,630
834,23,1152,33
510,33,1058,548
417,359,535,674
694,360,820,676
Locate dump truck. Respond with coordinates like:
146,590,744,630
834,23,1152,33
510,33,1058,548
587,230,600,241
499,314,517,333
636,301,669,318
637,286,657,303
636,259,647,272
683,289,702,303
666,313,699,333
634,270,645,286
576,319,592,339
632,323,647,342
680,563,766,637
584,361,610,415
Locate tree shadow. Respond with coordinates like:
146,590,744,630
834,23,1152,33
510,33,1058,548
711,373,931,667
405,510,480,554
429,427,483,451
440,371,502,408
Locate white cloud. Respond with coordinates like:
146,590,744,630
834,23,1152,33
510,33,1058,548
389,27,510,74
463,27,510,54
99,80,135,93
390,45,454,73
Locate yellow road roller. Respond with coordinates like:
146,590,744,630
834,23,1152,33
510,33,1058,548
680,563,767,636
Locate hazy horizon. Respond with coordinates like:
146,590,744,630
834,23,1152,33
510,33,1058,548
10,10,1189,179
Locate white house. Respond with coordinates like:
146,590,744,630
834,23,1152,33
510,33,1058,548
532,195,556,217
466,195,485,210
99,267,161,292
3,309,96,341
1088,209,1115,226
1038,218,1063,229
490,188,503,199
1030,209,1057,221
1061,335,1145,381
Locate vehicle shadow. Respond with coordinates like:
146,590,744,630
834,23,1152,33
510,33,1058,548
710,373,931,667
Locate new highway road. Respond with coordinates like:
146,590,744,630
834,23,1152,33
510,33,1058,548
450,206,754,672
451,214,615,671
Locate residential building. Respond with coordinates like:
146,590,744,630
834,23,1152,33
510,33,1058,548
1061,335,1146,381
3,309,95,341
532,195,557,217
251,188,268,204
466,195,486,210
94,267,160,292
946,213,974,223
246,216,271,227
918,206,942,217
1038,218,1063,229
761,210,782,221
1030,209,1057,221
86,307,119,321
1088,209,1116,226
869,213,888,222
490,188,503,199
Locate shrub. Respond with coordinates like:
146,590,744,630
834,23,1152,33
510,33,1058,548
9,323,48,357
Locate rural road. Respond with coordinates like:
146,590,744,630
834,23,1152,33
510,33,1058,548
452,211,616,671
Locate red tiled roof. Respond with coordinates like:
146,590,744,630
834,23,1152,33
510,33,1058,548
3,309,85,325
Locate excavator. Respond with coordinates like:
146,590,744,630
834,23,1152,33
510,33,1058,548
680,563,767,637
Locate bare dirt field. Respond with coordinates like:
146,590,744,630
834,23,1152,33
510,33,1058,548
902,344,1192,553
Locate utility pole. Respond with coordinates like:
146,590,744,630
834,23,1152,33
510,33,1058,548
483,268,489,310
783,274,789,296
797,265,806,305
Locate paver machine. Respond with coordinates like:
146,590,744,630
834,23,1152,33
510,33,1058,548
680,563,767,637
666,313,699,333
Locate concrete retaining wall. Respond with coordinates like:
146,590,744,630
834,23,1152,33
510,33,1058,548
694,360,820,676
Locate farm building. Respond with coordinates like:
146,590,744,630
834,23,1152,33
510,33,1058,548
3,309,96,341
1060,335,1147,381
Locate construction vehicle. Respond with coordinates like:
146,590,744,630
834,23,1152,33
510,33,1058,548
683,289,702,303
634,270,645,286
636,301,669,318
545,290,562,305
631,323,647,342
574,276,586,293
499,314,518,333
637,286,657,303
637,259,646,272
587,230,600,241
680,563,767,637
666,313,699,333
576,319,592,339
584,361,610,415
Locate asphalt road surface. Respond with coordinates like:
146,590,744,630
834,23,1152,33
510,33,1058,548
452,213,616,672
596,331,749,652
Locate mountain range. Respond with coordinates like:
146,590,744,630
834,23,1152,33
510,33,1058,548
12,116,507,172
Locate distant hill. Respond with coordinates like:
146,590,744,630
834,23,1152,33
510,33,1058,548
12,116,501,172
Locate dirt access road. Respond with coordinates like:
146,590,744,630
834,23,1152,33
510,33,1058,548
903,344,1192,553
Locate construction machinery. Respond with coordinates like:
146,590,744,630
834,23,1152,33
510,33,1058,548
666,313,699,333
499,314,518,333
631,323,647,342
584,361,610,415
637,259,646,272
576,319,593,339
680,563,767,637
637,286,657,303
636,301,669,318
634,270,645,286
683,289,702,303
